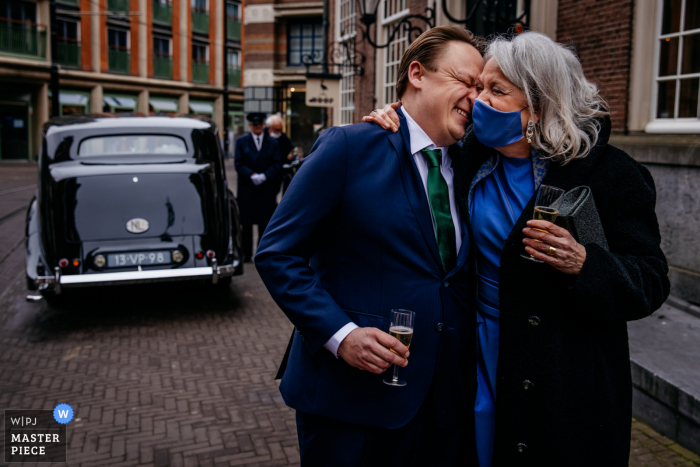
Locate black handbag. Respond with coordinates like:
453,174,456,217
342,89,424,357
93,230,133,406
554,186,609,250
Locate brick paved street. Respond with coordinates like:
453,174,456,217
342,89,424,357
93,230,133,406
0,161,699,466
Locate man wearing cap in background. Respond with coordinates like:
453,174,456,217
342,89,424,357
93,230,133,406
234,112,283,262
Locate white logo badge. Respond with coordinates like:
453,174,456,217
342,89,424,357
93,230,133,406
126,218,150,234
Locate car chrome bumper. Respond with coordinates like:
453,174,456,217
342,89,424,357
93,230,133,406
35,259,238,294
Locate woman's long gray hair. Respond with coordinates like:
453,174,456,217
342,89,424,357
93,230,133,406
485,32,609,164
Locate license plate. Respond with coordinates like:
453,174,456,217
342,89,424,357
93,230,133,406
107,250,172,268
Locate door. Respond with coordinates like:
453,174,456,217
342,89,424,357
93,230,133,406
0,101,29,160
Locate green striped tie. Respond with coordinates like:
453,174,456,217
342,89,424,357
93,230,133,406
420,148,457,273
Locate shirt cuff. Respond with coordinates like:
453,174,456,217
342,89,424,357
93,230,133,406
259,173,267,183
323,322,359,358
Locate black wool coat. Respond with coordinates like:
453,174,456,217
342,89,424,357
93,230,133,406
234,132,283,225
453,117,670,466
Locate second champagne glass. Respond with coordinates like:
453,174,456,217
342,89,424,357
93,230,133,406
383,309,415,387
521,184,565,263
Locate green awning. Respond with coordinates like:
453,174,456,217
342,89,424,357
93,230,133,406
150,98,179,112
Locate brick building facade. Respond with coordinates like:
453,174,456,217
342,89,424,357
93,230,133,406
0,0,244,161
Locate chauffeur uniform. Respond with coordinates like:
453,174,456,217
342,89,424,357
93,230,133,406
234,113,283,261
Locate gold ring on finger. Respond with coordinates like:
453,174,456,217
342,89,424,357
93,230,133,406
547,246,557,256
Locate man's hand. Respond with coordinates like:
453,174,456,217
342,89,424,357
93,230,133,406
337,327,409,374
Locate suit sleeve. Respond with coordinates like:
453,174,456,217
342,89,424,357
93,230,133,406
255,127,353,355
567,157,670,322
263,141,282,181
234,138,254,178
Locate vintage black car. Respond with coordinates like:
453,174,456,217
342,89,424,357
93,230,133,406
26,115,243,296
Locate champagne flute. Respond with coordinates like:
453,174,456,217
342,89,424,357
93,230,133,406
383,309,415,387
521,184,565,263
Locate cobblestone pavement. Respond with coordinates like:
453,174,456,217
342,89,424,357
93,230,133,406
0,161,698,467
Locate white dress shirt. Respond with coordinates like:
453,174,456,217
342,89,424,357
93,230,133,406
323,108,463,357
254,133,263,152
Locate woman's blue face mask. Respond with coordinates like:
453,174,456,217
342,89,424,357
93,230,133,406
472,100,526,148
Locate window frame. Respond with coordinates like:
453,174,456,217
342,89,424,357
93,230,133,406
647,0,700,133
286,19,324,67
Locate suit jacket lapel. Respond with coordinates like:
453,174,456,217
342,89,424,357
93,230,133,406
389,109,443,272
448,143,470,275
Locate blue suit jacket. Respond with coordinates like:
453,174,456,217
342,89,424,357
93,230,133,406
255,109,475,429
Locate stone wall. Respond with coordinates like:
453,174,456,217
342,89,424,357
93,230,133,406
610,135,700,305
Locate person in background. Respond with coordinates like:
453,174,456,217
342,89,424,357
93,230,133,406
266,113,294,160
234,113,283,262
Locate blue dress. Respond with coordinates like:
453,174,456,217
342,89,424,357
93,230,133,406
470,155,535,467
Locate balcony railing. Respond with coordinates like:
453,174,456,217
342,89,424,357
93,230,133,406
192,10,209,34
192,61,209,84
226,18,241,41
153,55,172,79
56,41,80,68
227,66,241,88
152,0,172,26
57,0,79,6
107,0,130,12
0,21,47,60
108,48,130,74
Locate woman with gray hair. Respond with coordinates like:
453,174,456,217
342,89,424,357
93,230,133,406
364,31,669,466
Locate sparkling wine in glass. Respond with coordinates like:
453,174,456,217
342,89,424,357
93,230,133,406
521,184,565,263
383,309,415,387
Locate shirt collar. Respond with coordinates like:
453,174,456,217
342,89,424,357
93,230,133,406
402,106,439,155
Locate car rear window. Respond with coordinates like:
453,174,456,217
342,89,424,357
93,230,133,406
78,135,187,156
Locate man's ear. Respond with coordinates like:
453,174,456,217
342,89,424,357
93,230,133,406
407,61,424,90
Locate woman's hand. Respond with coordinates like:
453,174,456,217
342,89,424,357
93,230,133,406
522,220,587,274
361,102,403,132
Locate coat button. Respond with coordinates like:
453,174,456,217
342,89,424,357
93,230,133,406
522,380,534,391
435,323,444,332
516,443,528,454
528,316,540,327
443,281,450,288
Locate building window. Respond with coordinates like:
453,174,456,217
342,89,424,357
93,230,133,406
654,0,700,121
337,0,356,125
192,42,208,63
383,10,409,106
57,19,79,41
226,2,240,20
154,36,171,57
227,50,240,66
384,0,407,20
0,0,37,23
191,0,208,11
338,0,356,39
108,28,129,51
287,20,323,66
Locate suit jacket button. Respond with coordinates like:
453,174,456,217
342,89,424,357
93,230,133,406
528,316,540,327
435,323,444,332
523,380,534,390
443,282,449,288
517,443,528,454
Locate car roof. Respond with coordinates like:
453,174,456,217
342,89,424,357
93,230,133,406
44,115,215,137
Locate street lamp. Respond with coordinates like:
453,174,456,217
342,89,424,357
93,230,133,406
355,0,434,49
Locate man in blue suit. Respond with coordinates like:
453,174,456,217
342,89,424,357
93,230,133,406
235,113,282,262
256,27,484,466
